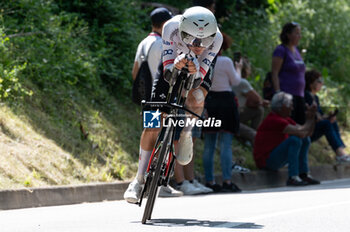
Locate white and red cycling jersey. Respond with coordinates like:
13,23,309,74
161,15,223,83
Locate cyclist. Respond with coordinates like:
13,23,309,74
132,7,181,199
124,6,223,203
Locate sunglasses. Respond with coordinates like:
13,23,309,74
181,31,216,48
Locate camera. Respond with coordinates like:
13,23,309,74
329,108,339,118
233,52,241,63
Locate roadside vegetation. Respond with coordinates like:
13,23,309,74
0,0,349,188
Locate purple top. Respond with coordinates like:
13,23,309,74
273,44,306,97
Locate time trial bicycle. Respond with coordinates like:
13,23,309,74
137,61,203,224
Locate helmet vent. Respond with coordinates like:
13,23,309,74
204,23,209,27
193,22,199,26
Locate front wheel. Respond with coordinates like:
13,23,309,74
141,127,173,224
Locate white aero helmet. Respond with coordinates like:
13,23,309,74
179,6,217,48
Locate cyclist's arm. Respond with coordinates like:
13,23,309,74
161,19,178,73
197,30,223,81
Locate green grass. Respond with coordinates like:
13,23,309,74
0,79,143,188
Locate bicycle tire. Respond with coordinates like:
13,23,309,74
141,143,166,223
141,126,173,224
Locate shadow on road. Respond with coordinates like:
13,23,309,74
142,218,263,229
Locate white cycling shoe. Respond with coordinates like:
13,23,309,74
124,179,143,204
177,132,193,165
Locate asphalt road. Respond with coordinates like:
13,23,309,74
1,178,350,232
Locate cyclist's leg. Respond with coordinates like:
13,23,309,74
125,64,168,203
186,86,208,116
176,86,208,165
137,127,161,183
136,62,171,183
124,127,161,203
186,68,211,122
173,127,185,183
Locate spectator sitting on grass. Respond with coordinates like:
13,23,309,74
304,69,350,164
232,56,269,146
253,91,320,186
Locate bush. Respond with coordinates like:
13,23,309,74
0,0,100,96
0,0,152,99
216,0,350,115
0,31,25,98
54,0,149,97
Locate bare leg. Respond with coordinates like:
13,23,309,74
175,86,206,181
238,123,256,145
175,87,207,181
251,106,264,129
175,138,196,183
140,127,159,151
173,140,185,183
186,87,207,116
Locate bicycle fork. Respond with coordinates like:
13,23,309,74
137,129,175,207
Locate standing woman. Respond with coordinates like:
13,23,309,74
271,22,306,124
202,33,243,192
